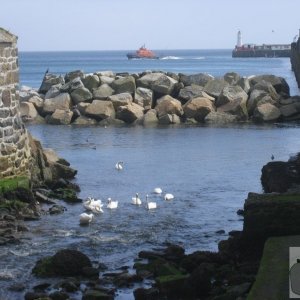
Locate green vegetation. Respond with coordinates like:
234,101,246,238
48,188,80,203
0,199,26,211
0,176,30,194
32,256,55,277
156,273,189,284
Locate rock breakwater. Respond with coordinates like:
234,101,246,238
20,69,300,126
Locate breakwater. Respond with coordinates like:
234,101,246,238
19,68,300,126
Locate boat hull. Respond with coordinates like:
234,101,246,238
232,49,291,58
126,53,159,60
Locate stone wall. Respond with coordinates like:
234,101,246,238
291,40,300,88
0,28,31,178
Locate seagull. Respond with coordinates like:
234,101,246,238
153,187,162,194
164,193,174,201
107,197,118,209
115,161,123,170
132,193,142,205
79,213,94,225
146,194,157,210
271,154,274,161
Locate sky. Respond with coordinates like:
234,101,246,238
1,0,300,51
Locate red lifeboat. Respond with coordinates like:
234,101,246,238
127,45,159,59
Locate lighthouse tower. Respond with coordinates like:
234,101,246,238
237,30,242,48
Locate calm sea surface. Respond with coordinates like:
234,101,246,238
1,50,300,299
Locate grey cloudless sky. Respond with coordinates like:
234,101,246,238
2,0,300,51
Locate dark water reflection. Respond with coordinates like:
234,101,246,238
1,123,300,298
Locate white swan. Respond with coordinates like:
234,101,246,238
153,187,162,194
132,193,142,205
107,197,118,209
164,193,174,201
146,194,157,210
83,197,95,210
79,213,94,225
83,198,104,213
91,205,104,213
115,161,123,170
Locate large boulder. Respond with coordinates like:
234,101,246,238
82,74,100,92
179,73,213,87
38,73,65,94
203,79,229,98
32,249,92,277
261,153,300,193
43,93,71,115
280,96,300,118
204,111,238,124
60,77,84,93
247,89,269,116
70,87,93,104
19,86,41,102
65,70,84,82
96,70,115,77
249,75,290,97
217,98,248,121
143,109,159,125
253,103,281,122
92,84,114,100
28,95,44,114
178,85,214,104
111,76,136,94
252,80,280,101
158,113,181,125
137,73,177,95
20,102,38,120
216,85,248,107
224,72,241,85
237,77,251,93
134,87,153,110
77,102,90,115
116,103,144,124
183,97,215,122
99,75,115,85
108,93,133,110
85,100,115,120
155,95,183,118
44,84,63,99
47,109,73,125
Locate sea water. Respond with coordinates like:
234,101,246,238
0,50,299,299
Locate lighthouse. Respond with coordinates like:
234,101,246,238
237,30,242,48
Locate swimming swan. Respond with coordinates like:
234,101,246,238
80,213,94,225
107,198,118,209
132,193,142,205
115,161,123,170
154,187,162,194
164,193,174,201
83,198,104,213
146,194,157,210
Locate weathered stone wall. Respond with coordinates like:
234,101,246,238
291,41,300,88
0,28,31,178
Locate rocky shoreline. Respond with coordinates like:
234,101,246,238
19,70,300,126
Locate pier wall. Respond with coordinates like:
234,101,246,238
0,28,31,178
291,41,300,88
